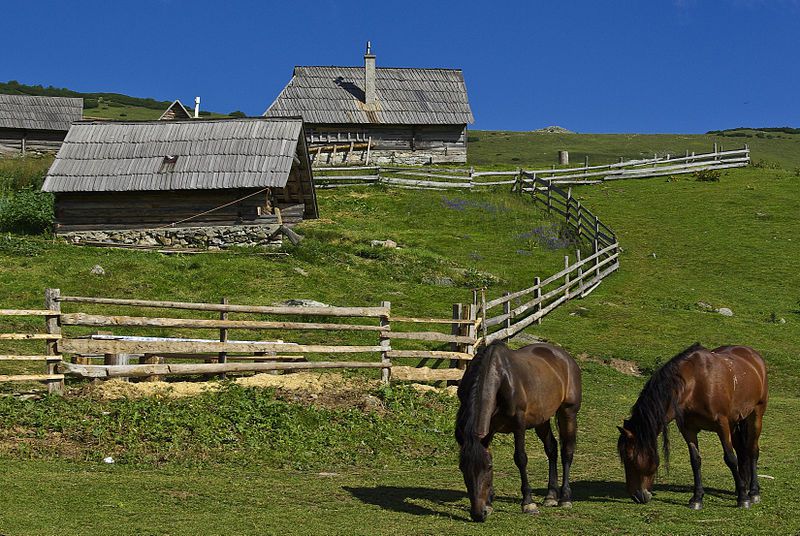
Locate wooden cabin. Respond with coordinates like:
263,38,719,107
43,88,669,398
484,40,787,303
159,99,193,121
0,94,83,155
264,44,474,166
42,117,317,234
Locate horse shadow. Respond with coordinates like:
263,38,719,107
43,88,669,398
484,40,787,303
342,485,469,520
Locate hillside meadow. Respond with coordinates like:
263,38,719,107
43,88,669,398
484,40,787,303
0,135,799,534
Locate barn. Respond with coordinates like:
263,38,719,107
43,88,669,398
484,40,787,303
42,117,317,248
264,44,474,166
0,94,83,155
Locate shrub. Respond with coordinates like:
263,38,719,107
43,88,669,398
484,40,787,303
83,97,99,109
0,189,54,234
694,169,721,182
228,110,246,118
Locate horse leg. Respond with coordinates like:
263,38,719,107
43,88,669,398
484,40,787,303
680,427,704,510
534,421,559,507
513,428,538,514
717,420,750,508
731,420,751,495
746,408,765,504
556,406,578,508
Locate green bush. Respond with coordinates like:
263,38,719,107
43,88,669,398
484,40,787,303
693,169,721,182
228,110,246,118
0,189,54,234
83,97,98,109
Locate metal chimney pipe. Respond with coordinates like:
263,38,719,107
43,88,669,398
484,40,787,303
194,96,200,119
364,43,376,109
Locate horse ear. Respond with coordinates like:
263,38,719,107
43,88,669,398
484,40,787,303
617,425,633,438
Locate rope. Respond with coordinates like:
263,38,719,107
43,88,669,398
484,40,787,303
154,187,272,230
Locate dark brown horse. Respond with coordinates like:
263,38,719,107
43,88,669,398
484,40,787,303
618,343,768,509
455,341,582,522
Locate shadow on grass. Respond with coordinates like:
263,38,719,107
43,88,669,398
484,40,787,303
343,486,469,520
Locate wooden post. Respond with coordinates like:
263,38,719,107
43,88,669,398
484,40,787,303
380,301,391,384
565,188,572,227
480,288,487,341
44,288,63,395
576,202,583,237
218,297,228,380
546,182,552,212
104,351,129,382
594,239,601,276
584,155,589,168
502,292,511,342
21,133,27,156
558,150,569,165
140,354,163,382
593,216,600,249
564,255,571,299
450,303,464,370
365,136,372,165
576,249,584,295
534,277,542,325
713,142,718,154
466,304,478,356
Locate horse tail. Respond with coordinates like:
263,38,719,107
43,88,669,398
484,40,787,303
472,345,503,440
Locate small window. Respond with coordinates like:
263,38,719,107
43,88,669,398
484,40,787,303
159,155,178,173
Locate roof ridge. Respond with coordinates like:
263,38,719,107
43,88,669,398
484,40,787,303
294,65,463,72
73,116,305,126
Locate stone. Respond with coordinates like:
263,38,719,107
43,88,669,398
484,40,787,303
717,307,734,317
363,395,383,411
274,299,330,308
696,302,715,311
370,239,398,248
293,267,309,277
90,265,105,276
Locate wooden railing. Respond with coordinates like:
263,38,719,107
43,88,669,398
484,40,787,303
312,145,750,190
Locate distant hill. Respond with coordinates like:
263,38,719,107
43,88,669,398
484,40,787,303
0,80,236,121
706,126,800,138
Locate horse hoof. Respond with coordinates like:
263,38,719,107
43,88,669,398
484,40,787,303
737,500,751,509
522,503,540,515
485,505,494,516
689,501,703,511
543,498,559,507
750,494,761,504
559,501,573,509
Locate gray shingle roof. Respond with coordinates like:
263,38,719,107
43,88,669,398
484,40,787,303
0,94,83,131
265,66,474,125
42,117,306,193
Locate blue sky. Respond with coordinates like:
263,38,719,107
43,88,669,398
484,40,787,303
3,0,798,132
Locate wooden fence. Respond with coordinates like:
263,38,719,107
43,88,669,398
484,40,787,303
0,290,482,390
313,145,750,190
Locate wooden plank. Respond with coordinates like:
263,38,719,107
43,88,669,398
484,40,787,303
58,296,389,318
0,374,65,383
59,339,386,355
45,288,63,394
0,334,61,340
0,309,58,316
391,366,464,382
59,313,384,332
385,331,476,344
0,355,60,361
386,350,473,361
58,361,385,379
381,177,472,189
312,166,380,172
392,316,475,325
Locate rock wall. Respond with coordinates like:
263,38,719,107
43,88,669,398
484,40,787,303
59,223,283,250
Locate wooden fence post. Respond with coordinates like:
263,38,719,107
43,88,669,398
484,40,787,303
576,249,584,296
502,292,511,342
44,288,63,395
576,202,583,237
218,297,228,380
480,289,487,341
593,216,600,250
546,181,552,212
380,301,391,384
450,303,464,371
564,255,571,299
565,188,572,227
534,277,542,325
466,304,478,355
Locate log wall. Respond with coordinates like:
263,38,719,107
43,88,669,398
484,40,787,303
0,128,67,155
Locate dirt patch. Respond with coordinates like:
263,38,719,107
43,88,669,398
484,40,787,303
575,353,641,377
411,383,458,397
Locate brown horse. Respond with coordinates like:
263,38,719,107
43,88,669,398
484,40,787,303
455,341,582,522
617,343,768,509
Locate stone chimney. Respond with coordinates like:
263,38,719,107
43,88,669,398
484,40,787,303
364,41,377,110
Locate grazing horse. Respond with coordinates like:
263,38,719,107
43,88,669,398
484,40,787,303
617,343,768,509
455,341,582,522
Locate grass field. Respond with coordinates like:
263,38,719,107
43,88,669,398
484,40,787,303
1,135,799,534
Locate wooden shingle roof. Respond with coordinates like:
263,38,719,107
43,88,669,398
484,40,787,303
0,94,83,131
42,117,309,193
265,66,474,125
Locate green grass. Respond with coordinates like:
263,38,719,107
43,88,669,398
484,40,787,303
1,136,799,533
467,131,800,169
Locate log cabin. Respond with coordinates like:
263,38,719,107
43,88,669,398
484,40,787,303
0,94,83,155
264,43,474,166
42,117,317,239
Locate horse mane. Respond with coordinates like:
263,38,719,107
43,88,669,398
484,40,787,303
455,342,504,453
621,342,704,469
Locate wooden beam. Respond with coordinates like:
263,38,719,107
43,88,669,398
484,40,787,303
59,338,386,355
391,366,464,382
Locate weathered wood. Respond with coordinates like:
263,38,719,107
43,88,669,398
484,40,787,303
218,297,228,379
387,350,473,361
385,331,476,344
59,338,385,355
0,355,60,361
380,301,391,384
381,177,472,189
59,313,385,332
44,288,64,394
58,360,386,379
0,374,65,383
391,366,464,382
0,334,61,340
0,309,59,316
392,316,474,325
58,296,390,318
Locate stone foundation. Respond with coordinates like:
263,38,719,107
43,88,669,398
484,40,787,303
59,223,283,250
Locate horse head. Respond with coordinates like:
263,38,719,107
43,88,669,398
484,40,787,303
617,420,658,504
459,436,494,522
